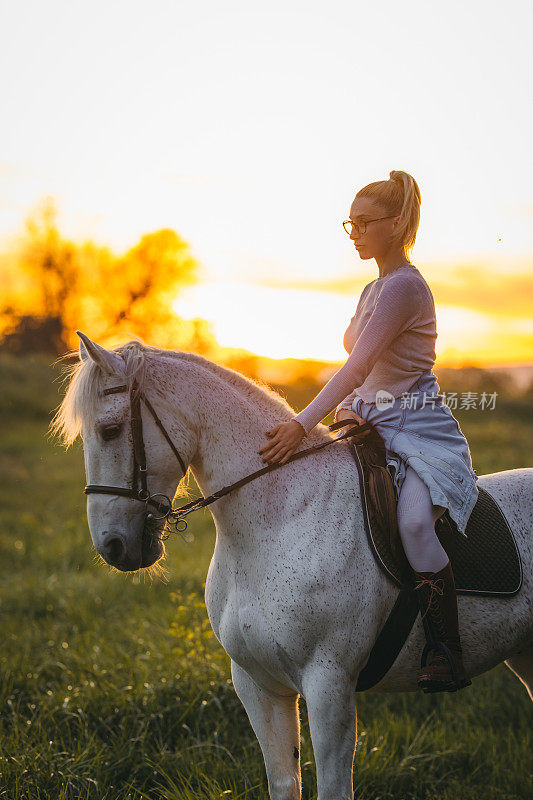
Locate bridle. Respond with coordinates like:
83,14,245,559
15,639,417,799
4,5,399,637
84,379,372,540
84,380,188,532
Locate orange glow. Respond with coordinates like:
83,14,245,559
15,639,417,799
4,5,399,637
172,267,533,369
2,5,532,380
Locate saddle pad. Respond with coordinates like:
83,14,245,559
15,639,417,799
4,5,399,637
348,442,522,597
434,490,522,595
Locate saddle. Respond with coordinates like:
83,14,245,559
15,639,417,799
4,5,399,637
351,422,522,692
351,425,411,583
350,424,522,596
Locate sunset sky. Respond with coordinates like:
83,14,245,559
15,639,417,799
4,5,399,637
1,1,532,365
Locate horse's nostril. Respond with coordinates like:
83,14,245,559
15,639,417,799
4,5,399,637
103,535,125,564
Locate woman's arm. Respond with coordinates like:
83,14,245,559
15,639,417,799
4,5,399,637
290,276,421,434
335,388,360,419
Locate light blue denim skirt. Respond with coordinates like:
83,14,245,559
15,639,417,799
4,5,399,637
351,370,479,538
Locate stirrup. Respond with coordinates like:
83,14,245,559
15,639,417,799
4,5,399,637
419,640,471,693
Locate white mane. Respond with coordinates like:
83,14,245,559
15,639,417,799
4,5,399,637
50,339,330,448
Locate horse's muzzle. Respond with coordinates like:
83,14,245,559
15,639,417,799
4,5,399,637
99,530,163,571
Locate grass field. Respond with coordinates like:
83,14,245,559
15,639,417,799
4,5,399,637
0,355,531,800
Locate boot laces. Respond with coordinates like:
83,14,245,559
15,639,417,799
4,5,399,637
414,577,444,620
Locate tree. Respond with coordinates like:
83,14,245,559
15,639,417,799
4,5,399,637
89,228,199,347
0,198,218,356
0,197,81,352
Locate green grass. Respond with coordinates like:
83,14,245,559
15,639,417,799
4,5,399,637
0,355,532,799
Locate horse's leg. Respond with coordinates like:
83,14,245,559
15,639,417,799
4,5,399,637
231,660,302,800
505,649,533,702
302,667,357,800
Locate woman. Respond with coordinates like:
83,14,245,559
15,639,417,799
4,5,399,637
258,170,479,693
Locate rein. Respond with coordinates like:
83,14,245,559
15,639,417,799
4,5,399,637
84,380,372,539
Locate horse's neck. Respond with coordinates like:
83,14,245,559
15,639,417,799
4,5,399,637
159,355,374,595
187,361,289,494
159,356,372,583
164,355,329,542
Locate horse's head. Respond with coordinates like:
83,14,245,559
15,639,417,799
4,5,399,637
53,332,194,572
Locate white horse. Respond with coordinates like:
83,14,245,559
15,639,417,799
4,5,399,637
52,334,533,800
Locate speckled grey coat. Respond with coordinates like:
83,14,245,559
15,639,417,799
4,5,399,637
72,336,533,800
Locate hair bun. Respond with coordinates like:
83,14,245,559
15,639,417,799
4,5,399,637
355,170,420,254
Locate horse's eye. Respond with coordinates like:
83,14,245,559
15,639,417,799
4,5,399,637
101,424,122,441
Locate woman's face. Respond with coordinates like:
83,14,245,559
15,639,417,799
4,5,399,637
348,197,400,261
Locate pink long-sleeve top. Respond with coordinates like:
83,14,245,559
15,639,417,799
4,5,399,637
291,264,437,435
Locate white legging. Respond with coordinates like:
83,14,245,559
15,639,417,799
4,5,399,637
396,466,450,573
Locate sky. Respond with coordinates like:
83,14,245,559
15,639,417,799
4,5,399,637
1,0,532,364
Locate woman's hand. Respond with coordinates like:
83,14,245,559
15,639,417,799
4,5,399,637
334,408,371,439
335,408,366,426
258,420,306,465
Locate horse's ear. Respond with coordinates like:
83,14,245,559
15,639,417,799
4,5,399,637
76,331,126,376
78,335,91,362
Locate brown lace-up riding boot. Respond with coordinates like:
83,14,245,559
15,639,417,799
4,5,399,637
413,560,472,693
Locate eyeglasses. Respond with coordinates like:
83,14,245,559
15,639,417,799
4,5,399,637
342,216,397,236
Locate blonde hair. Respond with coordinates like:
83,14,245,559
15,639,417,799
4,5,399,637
355,170,421,255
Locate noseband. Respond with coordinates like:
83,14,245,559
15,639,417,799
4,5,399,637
84,378,372,538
